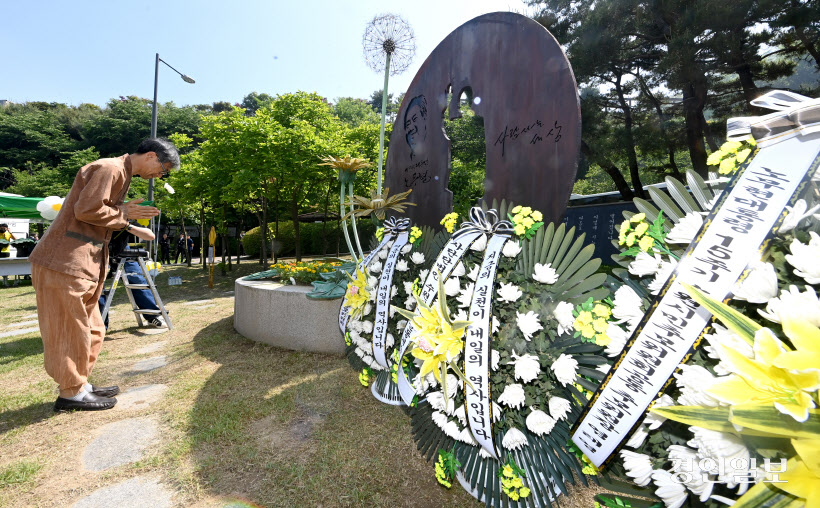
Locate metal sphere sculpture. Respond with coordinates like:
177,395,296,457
363,14,416,195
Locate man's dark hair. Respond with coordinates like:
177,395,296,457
404,95,428,123
136,138,181,169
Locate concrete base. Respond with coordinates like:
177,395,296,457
234,278,345,356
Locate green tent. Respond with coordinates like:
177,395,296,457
0,194,49,221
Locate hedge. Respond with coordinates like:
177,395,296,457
242,220,377,258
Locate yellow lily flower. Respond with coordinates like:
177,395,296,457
773,315,820,374
775,440,820,508
708,328,820,422
343,267,371,320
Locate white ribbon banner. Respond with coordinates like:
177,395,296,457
572,131,820,467
464,234,509,460
338,233,394,333
395,231,484,404
372,231,410,369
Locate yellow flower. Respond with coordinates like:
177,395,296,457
521,206,532,215
511,205,522,214
593,318,608,333
580,324,596,339
620,220,632,235
531,211,542,222
634,222,649,237
719,157,737,175
775,449,820,507
519,487,531,498
595,333,611,346
502,465,514,478
514,224,526,236
625,233,636,247
735,148,752,164
720,140,742,153
708,327,820,422
343,267,371,320
576,310,593,326
706,150,725,166
512,477,523,488
639,235,655,253
522,217,534,228
592,304,611,319
630,213,646,223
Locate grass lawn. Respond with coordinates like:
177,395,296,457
0,260,607,507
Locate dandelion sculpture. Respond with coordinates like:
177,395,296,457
363,13,416,196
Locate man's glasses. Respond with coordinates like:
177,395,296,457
157,159,171,179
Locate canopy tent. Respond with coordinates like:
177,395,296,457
0,193,52,222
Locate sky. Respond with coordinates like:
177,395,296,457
1,0,534,108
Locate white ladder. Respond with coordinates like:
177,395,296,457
101,256,173,330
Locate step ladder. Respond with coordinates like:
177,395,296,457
101,254,173,330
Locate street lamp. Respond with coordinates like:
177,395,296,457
148,53,194,260
148,53,195,201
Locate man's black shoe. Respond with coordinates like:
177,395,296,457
90,385,120,397
54,392,117,412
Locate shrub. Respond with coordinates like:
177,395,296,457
242,220,377,258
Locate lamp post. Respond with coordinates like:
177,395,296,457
148,53,194,259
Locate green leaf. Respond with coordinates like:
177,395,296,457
682,283,759,345
732,479,800,508
305,279,348,300
649,405,777,437
729,405,820,439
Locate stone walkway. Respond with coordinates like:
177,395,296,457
74,338,175,506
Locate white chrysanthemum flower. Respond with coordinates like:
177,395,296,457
666,211,703,245
516,311,543,341
502,427,528,450
629,251,664,277
478,447,494,459
396,260,409,272
452,309,468,322
526,409,556,436
674,364,721,407
419,269,429,281
551,354,578,386
625,424,649,448
786,231,820,284
687,426,751,490
369,261,383,274
779,199,819,234
444,277,461,297
492,316,500,334
401,243,412,255
451,262,466,277
404,295,416,309
410,252,425,265
36,195,64,221
348,318,362,333
596,363,611,374
497,383,526,409
620,450,654,487
732,259,779,303
644,394,676,430
457,282,474,308
667,445,714,502
470,234,488,252
427,391,449,413
492,401,502,422
651,469,688,508
397,319,407,330
548,397,572,421
431,410,448,431
510,351,541,383
502,240,522,258
553,301,575,335
604,323,629,357
361,321,374,334
403,281,414,295
612,286,644,332
648,258,677,295
391,285,398,298
454,405,466,425
458,426,477,445
367,276,378,289
412,372,431,394
532,263,559,284
759,285,820,326
491,349,500,371
389,306,397,318
497,282,522,302
386,333,395,348
364,303,373,316
378,248,389,260
467,264,479,281
443,420,460,439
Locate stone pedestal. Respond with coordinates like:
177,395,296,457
234,278,345,355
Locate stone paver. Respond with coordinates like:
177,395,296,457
82,417,159,471
4,319,39,329
0,327,39,339
114,384,168,411
182,299,213,305
128,356,167,374
136,341,168,354
73,475,172,508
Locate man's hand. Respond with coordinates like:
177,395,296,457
123,198,159,220
130,226,155,242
